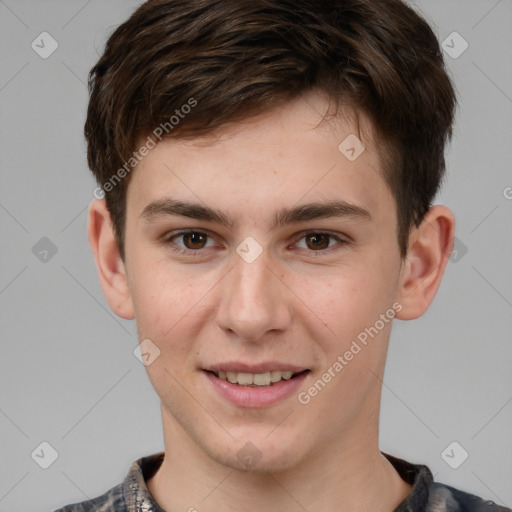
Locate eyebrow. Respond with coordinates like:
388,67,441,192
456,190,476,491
140,197,372,228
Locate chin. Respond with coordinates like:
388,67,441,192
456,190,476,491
206,438,306,475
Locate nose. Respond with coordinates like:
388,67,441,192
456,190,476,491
216,248,292,343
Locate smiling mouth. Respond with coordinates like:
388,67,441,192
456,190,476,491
208,370,309,387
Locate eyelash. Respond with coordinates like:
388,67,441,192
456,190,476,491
163,230,349,257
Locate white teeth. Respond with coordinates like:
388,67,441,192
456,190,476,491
270,371,282,383
253,372,271,386
226,371,238,384
236,372,253,385
215,370,298,386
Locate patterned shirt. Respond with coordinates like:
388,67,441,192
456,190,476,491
54,451,511,511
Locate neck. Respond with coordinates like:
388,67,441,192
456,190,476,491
147,406,412,512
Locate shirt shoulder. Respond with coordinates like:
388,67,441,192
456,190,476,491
383,452,511,512
54,452,165,512
426,482,511,512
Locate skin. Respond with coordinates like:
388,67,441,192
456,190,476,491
89,91,455,511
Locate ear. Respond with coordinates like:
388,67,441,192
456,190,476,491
88,199,135,320
395,205,456,320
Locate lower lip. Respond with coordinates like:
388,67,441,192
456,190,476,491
204,371,308,408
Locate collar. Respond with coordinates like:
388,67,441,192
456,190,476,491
122,450,432,511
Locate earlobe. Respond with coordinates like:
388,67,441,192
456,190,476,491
88,199,135,320
395,205,456,320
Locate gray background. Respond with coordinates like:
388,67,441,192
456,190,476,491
0,0,511,510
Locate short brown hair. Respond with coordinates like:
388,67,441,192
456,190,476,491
85,0,457,260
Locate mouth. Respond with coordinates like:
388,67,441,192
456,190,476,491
203,363,310,407
206,369,310,387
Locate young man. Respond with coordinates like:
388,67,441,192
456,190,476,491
56,0,511,510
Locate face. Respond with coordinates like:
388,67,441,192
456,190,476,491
122,92,405,472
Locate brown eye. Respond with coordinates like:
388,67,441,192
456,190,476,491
294,231,348,255
305,233,331,250
182,232,208,249
165,230,218,256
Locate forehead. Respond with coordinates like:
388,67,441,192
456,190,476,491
127,92,393,226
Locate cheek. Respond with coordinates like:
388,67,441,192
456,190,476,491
129,257,211,344
294,253,400,370
303,264,395,332
130,267,213,395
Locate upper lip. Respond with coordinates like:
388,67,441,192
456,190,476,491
204,362,308,374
